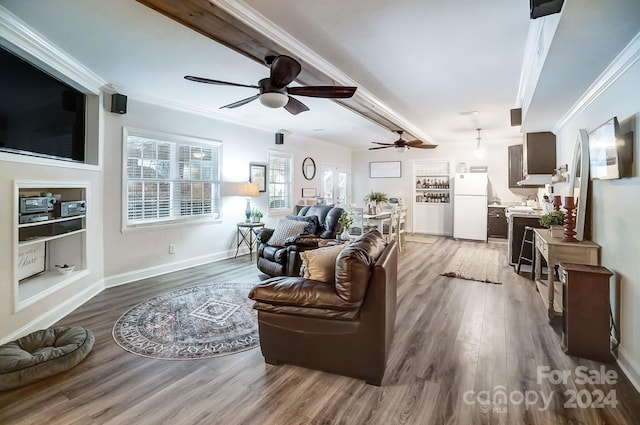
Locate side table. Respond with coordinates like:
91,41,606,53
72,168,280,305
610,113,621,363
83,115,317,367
235,222,265,260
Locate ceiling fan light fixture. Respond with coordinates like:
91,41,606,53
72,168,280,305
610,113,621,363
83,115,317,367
395,145,408,153
259,92,288,108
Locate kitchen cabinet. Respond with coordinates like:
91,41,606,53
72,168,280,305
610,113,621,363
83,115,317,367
509,132,556,188
508,144,523,188
412,160,452,235
507,213,543,265
523,132,556,175
487,206,507,238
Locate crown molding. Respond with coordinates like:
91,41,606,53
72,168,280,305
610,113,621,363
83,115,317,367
553,32,640,132
0,6,107,94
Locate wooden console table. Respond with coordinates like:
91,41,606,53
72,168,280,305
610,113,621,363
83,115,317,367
533,228,599,320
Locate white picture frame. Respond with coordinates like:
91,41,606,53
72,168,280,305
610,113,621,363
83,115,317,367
370,161,402,178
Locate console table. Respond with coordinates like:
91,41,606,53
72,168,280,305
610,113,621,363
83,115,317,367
533,228,599,320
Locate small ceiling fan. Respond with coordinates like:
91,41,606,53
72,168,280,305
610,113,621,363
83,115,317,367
184,54,357,115
369,130,438,151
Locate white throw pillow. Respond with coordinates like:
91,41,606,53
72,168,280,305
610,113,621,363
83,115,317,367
267,219,310,247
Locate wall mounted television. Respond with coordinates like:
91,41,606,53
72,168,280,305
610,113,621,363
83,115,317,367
588,117,635,180
0,46,86,162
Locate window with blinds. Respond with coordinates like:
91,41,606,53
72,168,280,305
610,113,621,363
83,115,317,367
267,151,293,213
124,128,221,227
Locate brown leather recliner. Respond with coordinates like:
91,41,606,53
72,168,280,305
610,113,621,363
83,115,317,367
256,205,344,277
248,230,397,385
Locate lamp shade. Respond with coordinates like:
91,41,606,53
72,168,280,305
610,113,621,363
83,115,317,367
223,182,260,197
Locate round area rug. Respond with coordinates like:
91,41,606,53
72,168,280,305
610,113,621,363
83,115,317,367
112,282,259,360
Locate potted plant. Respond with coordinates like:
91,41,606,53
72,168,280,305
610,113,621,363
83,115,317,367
338,211,353,240
540,210,566,238
363,191,389,214
250,208,263,223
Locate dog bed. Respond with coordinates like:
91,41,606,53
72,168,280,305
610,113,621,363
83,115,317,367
0,326,94,391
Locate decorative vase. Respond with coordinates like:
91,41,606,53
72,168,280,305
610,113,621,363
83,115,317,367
550,225,563,238
341,229,350,241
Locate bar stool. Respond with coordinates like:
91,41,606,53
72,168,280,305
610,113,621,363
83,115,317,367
516,226,536,280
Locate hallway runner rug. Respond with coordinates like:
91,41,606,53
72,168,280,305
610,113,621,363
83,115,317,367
404,234,439,244
440,247,501,284
112,282,259,360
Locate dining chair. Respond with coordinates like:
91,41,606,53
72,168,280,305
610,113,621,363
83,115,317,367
396,205,407,250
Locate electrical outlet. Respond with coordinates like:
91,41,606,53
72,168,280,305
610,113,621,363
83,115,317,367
168,244,176,254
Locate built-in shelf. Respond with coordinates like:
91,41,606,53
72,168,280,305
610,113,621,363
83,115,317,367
412,160,453,235
14,182,88,311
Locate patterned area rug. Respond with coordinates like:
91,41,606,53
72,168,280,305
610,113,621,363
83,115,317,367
440,247,502,284
112,283,259,360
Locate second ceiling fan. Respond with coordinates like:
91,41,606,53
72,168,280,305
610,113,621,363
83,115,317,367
369,130,438,151
185,54,357,115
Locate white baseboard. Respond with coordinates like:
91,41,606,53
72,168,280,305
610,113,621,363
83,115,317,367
0,279,104,345
104,248,244,288
617,345,640,393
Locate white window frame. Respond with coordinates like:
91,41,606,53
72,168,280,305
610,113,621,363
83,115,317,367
122,127,222,231
267,150,293,215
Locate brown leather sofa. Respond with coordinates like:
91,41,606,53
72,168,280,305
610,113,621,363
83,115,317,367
256,205,344,277
248,230,397,385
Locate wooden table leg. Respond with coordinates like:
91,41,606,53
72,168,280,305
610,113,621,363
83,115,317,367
547,260,556,320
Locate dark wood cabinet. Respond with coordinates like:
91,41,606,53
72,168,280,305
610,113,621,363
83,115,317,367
560,263,613,363
487,207,507,238
523,131,556,175
508,144,523,188
508,215,542,265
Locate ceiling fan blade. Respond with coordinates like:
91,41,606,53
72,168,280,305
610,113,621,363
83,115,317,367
270,55,302,88
406,140,426,146
409,144,438,149
184,75,258,89
288,86,357,98
368,146,392,150
283,96,309,115
371,142,394,146
219,94,260,109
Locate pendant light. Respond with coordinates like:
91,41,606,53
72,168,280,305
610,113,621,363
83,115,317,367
474,128,486,160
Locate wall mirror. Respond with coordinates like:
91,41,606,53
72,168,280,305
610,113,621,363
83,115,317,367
569,129,589,240
302,157,316,180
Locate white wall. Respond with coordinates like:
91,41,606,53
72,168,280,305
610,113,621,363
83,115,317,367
102,99,352,285
351,138,537,231
554,57,640,390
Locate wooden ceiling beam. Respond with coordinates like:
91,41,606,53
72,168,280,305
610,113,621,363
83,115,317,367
136,0,409,138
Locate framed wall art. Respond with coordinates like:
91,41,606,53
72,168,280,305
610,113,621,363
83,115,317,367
249,162,267,192
369,161,402,178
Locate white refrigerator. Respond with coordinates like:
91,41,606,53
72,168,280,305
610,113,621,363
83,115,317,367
453,172,488,241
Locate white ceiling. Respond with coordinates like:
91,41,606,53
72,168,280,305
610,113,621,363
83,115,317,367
1,0,638,150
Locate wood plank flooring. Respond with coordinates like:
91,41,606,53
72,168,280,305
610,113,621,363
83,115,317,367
1,238,639,424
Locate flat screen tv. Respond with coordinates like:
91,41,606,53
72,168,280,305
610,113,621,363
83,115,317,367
0,46,86,162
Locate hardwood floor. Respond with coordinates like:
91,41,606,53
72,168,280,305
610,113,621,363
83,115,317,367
1,238,639,424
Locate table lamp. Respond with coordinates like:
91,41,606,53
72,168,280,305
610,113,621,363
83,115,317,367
223,182,260,222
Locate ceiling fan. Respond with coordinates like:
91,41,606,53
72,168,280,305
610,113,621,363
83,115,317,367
184,54,357,115
369,130,438,152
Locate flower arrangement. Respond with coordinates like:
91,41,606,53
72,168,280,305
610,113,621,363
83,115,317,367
363,191,389,204
338,211,353,230
539,210,566,228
